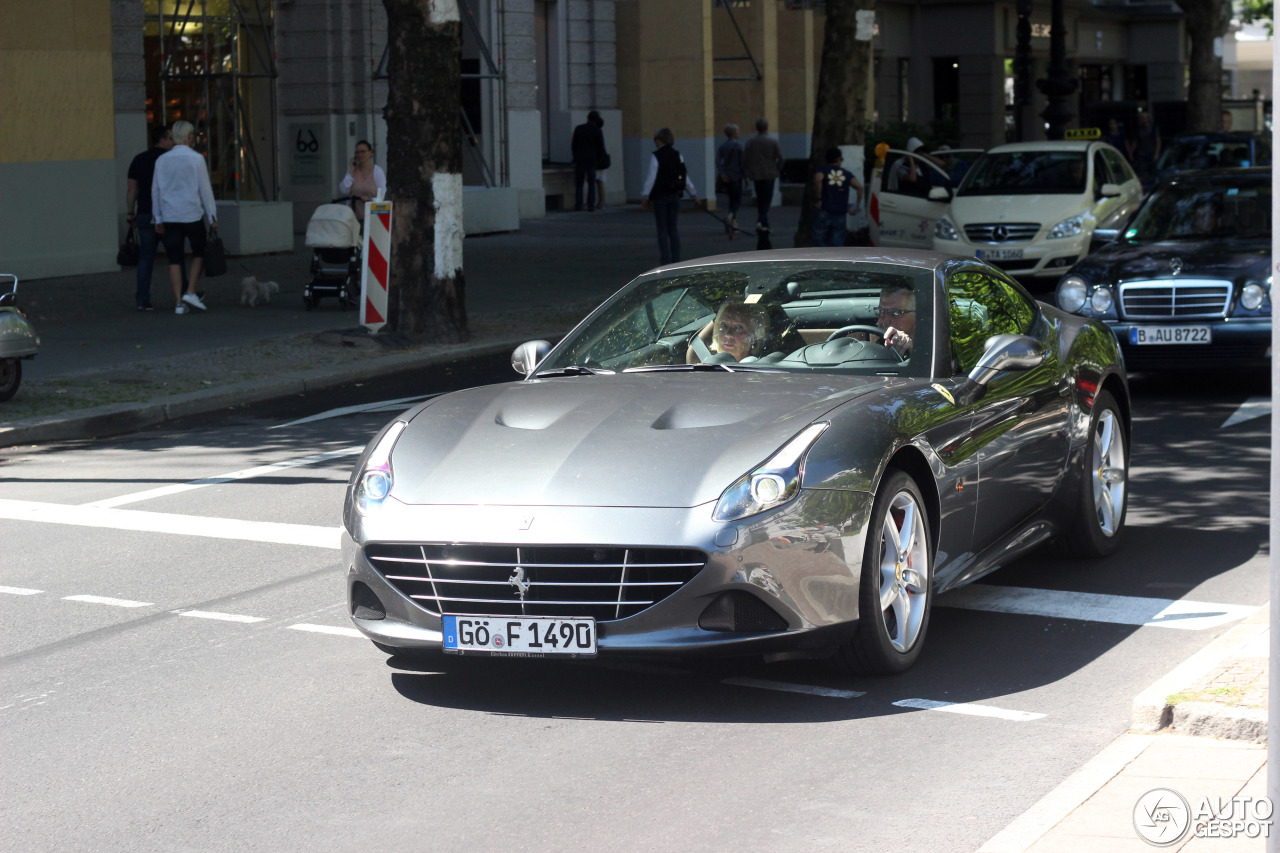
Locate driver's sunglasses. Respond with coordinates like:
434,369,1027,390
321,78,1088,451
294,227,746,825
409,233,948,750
877,308,914,318
717,323,750,337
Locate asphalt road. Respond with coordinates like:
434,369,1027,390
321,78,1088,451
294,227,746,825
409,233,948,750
0,364,1269,852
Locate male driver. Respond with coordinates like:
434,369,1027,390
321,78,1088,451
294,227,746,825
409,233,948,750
878,284,916,355
152,120,218,314
125,125,174,310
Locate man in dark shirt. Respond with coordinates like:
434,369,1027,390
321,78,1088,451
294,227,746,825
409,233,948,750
810,147,863,247
126,125,174,310
571,110,606,211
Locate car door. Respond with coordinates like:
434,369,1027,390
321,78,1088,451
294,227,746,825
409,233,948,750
943,268,1073,563
1098,147,1143,225
871,150,953,248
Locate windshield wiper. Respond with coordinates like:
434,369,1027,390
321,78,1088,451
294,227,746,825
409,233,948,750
535,365,614,378
625,363,737,373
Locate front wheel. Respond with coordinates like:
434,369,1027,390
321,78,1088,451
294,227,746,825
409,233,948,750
1057,390,1127,557
835,470,933,675
0,359,22,401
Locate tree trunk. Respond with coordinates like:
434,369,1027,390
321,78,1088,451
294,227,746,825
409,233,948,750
382,0,467,342
794,0,874,248
1183,0,1229,131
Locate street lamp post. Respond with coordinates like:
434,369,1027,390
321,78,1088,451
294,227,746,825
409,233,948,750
1036,0,1077,140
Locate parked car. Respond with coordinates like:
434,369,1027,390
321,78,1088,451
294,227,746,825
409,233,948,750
1055,167,1271,371
344,249,1130,675
0,273,40,401
931,140,1143,280
869,146,984,249
1148,132,1272,190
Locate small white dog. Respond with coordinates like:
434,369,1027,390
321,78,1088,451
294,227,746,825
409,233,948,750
240,276,280,307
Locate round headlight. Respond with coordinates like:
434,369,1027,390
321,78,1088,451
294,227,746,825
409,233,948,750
361,469,392,502
935,217,959,241
1057,276,1088,313
1089,286,1114,314
1240,283,1266,311
750,473,786,505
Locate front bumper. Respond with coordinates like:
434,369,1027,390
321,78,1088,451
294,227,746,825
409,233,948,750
1107,318,1271,370
342,489,874,659
933,231,1087,279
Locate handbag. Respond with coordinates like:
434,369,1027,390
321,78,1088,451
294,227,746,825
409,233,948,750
599,151,612,170
116,226,139,267
203,232,228,278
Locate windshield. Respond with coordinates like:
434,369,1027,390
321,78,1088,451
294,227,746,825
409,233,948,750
537,260,936,378
957,150,1087,195
1157,137,1270,172
1124,179,1272,241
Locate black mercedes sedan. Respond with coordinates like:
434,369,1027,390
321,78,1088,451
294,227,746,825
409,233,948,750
1054,167,1272,371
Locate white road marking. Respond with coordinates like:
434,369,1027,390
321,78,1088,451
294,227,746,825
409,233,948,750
1221,395,1271,428
63,595,152,608
174,610,266,624
270,394,440,429
722,677,865,699
288,624,363,637
940,584,1256,631
0,586,42,596
0,499,341,550
85,446,365,508
893,698,1046,721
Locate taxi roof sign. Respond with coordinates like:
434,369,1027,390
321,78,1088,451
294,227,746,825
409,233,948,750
1065,128,1102,140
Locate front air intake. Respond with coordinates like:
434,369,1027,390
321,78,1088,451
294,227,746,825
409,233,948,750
699,591,789,633
351,582,386,620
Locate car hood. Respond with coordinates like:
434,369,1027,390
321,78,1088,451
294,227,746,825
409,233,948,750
1078,238,1271,282
388,372,886,508
949,193,1088,228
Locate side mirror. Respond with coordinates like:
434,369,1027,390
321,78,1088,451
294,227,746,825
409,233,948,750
1099,182,1122,198
1091,228,1120,247
928,186,951,201
511,340,552,376
967,334,1046,386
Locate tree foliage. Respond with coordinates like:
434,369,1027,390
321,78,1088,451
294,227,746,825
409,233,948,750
1240,0,1274,35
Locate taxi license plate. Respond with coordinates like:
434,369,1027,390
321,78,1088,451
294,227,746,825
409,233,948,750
976,247,1024,261
1129,325,1211,345
442,614,597,657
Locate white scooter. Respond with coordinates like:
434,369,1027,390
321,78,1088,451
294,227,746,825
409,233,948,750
0,274,40,401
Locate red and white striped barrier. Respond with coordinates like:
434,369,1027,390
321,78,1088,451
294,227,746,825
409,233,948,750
360,201,393,331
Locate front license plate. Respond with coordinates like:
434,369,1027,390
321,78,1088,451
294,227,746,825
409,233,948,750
1129,325,1212,345
975,247,1024,261
442,614,597,657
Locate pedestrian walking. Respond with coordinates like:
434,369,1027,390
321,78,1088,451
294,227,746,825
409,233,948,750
1127,111,1162,185
592,112,611,209
125,125,175,311
641,127,697,266
716,123,745,238
810,147,863,247
338,140,386,221
571,110,607,212
742,117,784,235
152,120,218,315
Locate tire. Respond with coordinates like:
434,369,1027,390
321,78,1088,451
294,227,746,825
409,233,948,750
836,470,933,675
1057,389,1128,558
0,359,21,402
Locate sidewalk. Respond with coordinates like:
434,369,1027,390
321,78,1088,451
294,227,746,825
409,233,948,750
982,605,1271,852
1,202,798,446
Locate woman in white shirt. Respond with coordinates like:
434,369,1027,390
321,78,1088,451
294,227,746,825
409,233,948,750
338,140,387,220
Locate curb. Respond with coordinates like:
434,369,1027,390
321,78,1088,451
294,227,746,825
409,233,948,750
1130,602,1269,735
0,338,530,448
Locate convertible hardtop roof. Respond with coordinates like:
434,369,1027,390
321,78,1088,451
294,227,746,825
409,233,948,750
650,247,959,276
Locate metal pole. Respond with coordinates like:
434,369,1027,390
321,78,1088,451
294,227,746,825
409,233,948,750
1035,0,1077,140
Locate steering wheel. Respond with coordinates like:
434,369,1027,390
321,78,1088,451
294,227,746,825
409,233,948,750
825,324,905,362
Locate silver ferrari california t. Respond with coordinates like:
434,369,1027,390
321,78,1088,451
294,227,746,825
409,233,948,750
343,249,1129,674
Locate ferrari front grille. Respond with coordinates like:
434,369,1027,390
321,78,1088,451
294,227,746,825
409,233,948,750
1119,280,1232,319
365,543,706,622
963,222,1040,243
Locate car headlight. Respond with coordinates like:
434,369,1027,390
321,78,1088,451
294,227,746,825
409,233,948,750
1089,286,1114,314
1057,275,1089,313
1048,215,1084,239
712,423,828,523
935,217,959,241
355,420,407,514
1240,277,1270,312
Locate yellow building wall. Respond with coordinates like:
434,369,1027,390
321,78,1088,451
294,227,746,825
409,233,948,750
0,0,115,163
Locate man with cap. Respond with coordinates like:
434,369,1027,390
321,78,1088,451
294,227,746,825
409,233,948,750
888,136,943,197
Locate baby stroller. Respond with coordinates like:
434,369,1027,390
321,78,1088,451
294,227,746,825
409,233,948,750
303,199,363,309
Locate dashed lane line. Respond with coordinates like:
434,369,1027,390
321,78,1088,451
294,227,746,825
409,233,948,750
722,677,866,698
0,499,341,550
0,586,42,596
270,394,442,429
63,595,153,608
84,446,366,509
1222,396,1271,429
288,624,363,637
940,584,1258,631
893,698,1047,721
175,610,267,624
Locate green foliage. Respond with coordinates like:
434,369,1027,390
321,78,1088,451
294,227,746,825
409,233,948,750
1240,0,1274,35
